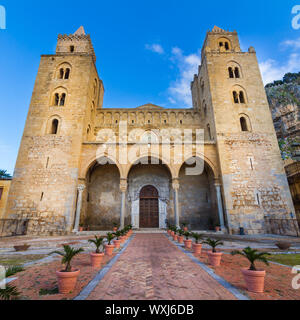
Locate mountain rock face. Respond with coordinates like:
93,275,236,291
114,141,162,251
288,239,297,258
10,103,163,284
266,73,300,160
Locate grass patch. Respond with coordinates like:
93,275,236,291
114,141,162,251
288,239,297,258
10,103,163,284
0,254,46,266
268,254,300,266
39,287,59,296
5,265,24,277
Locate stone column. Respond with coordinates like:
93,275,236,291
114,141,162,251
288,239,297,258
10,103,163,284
73,184,85,232
215,182,225,230
120,179,128,229
172,178,180,228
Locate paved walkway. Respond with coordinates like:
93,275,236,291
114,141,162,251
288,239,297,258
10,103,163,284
87,234,237,300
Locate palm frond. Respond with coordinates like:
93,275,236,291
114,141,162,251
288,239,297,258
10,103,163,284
0,285,20,300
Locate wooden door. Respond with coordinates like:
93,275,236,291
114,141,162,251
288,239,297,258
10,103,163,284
139,185,159,228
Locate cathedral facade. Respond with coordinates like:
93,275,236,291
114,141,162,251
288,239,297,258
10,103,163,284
3,26,298,236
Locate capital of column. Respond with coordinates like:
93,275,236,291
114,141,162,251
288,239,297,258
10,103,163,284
172,178,180,190
214,179,222,188
120,179,128,193
77,184,85,193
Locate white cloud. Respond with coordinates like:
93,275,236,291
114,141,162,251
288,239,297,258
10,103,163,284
281,37,300,50
168,47,201,107
145,43,164,54
259,52,300,85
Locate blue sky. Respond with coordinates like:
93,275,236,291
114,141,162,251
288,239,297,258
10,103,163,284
1,0,300,174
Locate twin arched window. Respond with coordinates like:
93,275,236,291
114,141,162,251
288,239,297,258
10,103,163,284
228,67,240,79
53,93,66,106
233,90,246,104
58,68,70,80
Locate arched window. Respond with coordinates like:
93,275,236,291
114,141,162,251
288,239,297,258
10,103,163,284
54,93,60,106
59,68,64,79
60,93,66,106
70,46,75,53
240,117,248,131
239,91,245,103
52,90,67,107
233,91,239,103
234,67,240,78
64,68,70,79
228,67,234,78
51,119,59,134
233,89,246,104
225,42,229,51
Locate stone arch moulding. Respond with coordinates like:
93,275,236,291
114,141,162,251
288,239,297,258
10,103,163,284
45,114,62,135
227,60,243,78
80,153,125,181
55,62,72,79
124,154,176,180
175,152,219,180
231,84,248,104
238,113,252,132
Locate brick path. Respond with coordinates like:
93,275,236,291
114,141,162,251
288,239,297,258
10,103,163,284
87,234,237,300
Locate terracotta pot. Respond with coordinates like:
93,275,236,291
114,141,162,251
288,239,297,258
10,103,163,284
193,243,202,255
183,227,188,232
215,226,221,232
173,234,178,241
120,236,126,243
184,239,192,249
105,244,115,256
56,269,80,294
113,227,118,232
177,236,184,244
79,227,83,232
207,251,223,267
14,245,30,252
90,252,104,268
275,242,291,250
171,231,175,236
241,268,266,293
113,239,121,249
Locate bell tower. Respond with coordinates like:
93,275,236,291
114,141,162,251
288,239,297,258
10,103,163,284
5,27,104,234
191,26,297,234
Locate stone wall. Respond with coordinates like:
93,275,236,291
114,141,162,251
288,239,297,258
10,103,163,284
179,164,218,230
0,179,11,219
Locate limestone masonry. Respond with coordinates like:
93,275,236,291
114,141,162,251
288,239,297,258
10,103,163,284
3,26,298,236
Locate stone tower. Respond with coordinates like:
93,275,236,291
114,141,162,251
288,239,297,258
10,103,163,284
5,27,103,234
191,26,296,234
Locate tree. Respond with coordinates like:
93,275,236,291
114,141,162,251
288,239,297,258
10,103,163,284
0,170,11,179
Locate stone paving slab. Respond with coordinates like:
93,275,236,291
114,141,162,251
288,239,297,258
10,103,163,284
86,234,238,300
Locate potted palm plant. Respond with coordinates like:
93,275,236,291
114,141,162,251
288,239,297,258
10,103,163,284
183,231,192,249
231,247,270,293
88,236,104,268
181,222,188,232
191,232,203,254
79,223,84,232
113,222,118,232
50,245,84,294
113,230,122,249
119,229,126,243
172,228,178,241
177,229,184,244
127,224,133,236
170,226,175,237
203,238,224,267
105,232,115,256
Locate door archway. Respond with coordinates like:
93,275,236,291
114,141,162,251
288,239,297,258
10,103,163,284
139,185,159,228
